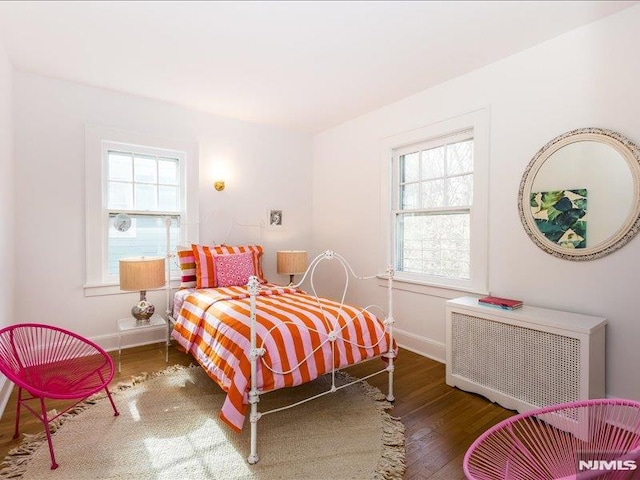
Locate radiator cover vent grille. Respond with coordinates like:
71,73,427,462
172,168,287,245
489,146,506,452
445,297,606,414
451,312,580,407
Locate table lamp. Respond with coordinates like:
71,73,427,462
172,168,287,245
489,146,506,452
119,257,166,324
277,250,308,285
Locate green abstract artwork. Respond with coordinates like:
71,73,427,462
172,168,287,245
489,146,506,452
530,189,587,249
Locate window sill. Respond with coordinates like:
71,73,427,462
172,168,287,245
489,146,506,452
84,279,181,297
376,275,488,299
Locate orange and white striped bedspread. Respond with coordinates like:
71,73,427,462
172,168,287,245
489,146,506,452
171,284,392,432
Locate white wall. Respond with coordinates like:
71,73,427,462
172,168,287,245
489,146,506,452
313,6,640,400
13,72,313,349
0,36,13,330
0,36,14,415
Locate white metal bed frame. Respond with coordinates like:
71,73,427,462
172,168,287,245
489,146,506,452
165,242,396,465
244,250,396,464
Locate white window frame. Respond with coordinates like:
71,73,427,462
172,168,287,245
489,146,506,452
380,108,489,295
84,125,199,296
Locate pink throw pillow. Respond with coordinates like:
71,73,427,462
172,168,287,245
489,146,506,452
214,252,256,288
214,245,267,283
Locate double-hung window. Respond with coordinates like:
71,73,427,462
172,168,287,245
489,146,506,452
386,110,488,293
85,126,198,295
394,131,473,282
106,145,182,279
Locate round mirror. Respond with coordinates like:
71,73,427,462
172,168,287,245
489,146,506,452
518,127,640,260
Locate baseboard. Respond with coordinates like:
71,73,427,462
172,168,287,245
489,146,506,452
0,375,14,421
393,328,445,363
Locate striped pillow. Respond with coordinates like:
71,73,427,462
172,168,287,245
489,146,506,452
191,244,218,288
176,246,197,289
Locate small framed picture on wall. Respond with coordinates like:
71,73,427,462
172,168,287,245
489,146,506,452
267,209,284,230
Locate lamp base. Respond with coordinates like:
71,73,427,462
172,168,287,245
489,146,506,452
132,291,155,325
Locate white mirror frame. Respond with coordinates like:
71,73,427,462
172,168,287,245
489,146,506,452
518,127,640,261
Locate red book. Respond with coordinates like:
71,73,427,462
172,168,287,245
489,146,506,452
478,296,523,310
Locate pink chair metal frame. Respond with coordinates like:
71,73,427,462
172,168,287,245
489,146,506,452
464,398,640,480
0,323,119,469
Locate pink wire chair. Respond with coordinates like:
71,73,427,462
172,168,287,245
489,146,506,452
464,398,640,480
0,323,119,469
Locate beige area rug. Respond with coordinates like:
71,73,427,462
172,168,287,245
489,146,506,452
0,365,405,480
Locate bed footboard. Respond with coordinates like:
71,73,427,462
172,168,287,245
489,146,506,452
246,250,395,464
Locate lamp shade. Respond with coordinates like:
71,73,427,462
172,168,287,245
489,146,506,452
119,257,166,291
277,250,308,275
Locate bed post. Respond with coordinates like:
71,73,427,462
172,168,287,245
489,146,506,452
164,216,172,361
247,275,262,464
385,265,395,402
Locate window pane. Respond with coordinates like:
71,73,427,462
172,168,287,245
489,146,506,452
401,152,420,182
421,146,445,179
134,156,157,183
159,158,179,185
108,182,133,210
135,184,157,210
159,185,179,211
447,174,473,206
420,179,445,208
401,183,419,209
447,140,473,175
108,215,180,277
396,212,470,279
108,152,132,181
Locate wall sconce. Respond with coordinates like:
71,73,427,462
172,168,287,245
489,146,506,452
213,180,225,191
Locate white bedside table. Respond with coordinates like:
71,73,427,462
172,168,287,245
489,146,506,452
117,314,170,372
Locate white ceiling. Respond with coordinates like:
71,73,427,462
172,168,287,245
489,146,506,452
0,1,636,133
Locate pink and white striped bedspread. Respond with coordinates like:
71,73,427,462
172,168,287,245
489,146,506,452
171,284,392,432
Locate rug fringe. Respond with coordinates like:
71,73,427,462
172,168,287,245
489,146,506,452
340,371,406,480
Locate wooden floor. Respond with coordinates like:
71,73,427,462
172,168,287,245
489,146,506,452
0,344,514,479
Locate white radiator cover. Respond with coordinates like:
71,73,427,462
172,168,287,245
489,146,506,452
446,297,606,414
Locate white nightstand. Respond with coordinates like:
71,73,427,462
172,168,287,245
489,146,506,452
117,314,170,372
